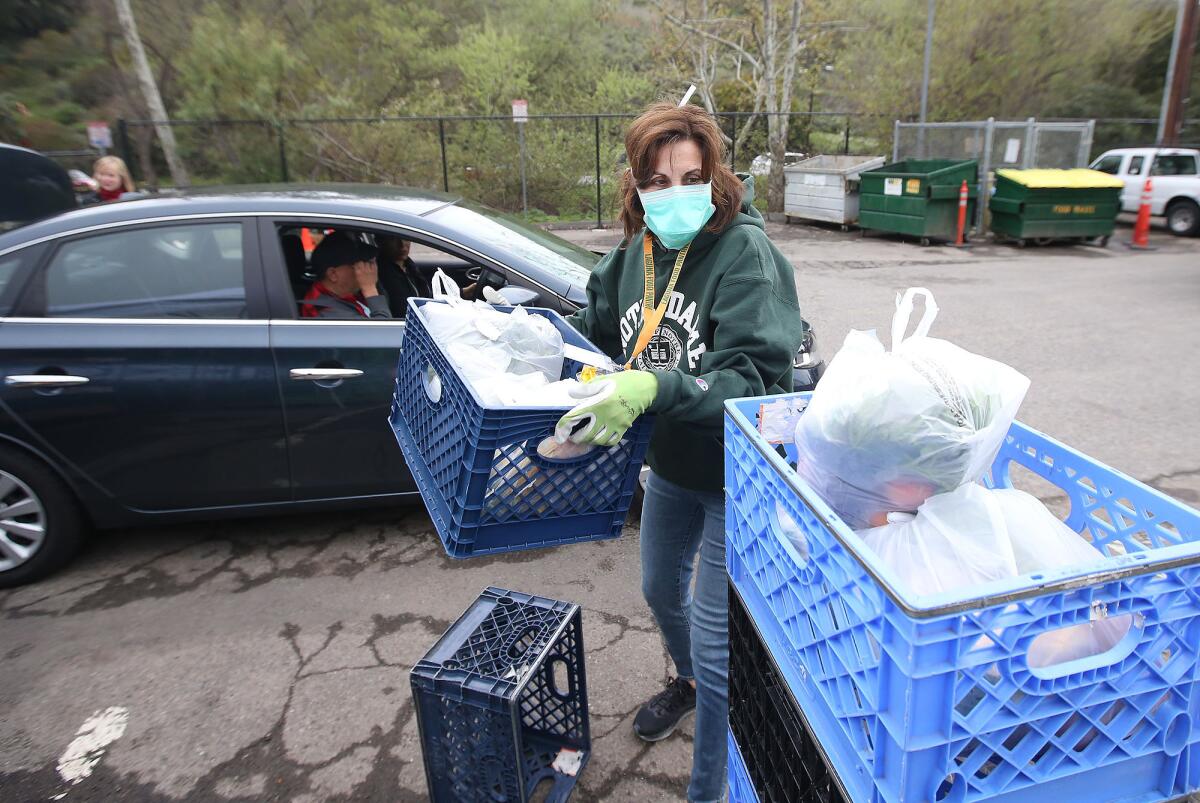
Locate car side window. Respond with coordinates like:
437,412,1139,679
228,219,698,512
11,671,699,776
0,247,38,314
1152,155,1199,176
1127,156,1144,176
1092,154,1123,175
42,222,247,319
279,224,494,320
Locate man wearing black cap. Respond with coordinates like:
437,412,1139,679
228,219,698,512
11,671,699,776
300,232,392,319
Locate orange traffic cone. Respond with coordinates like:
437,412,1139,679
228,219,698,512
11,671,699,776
300,227,316,253
1130,177,1153,249
954,179,969,247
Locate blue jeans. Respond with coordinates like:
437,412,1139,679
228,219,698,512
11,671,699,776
640,471,728,803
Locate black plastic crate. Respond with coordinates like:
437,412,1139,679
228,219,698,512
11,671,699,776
411,587,590,802
729,582,849,803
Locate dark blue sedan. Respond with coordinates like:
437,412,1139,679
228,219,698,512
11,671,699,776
0,184,823,586
0,185,614,584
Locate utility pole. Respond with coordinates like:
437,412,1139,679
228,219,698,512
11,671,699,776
113,0,189,187
1159,0,1199,146
917,0,935,158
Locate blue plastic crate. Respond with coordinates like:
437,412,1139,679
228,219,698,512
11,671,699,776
390,297,653,558
411,587,590,803
725,392,1200,803
729,727,760,803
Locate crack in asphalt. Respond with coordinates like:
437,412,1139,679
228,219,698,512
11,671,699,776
576,732,693,802
363,611,453,667
170,618,427,802
0,604,689,802
584,608,660,658
1,519,440,619
1,509,690,801
0,535,213,616
1143,466,1200,488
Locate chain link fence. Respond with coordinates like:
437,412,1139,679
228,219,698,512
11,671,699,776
115,112,893,223
102,113,1198,225
893,118,1097,230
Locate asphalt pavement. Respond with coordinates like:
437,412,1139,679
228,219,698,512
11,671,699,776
2,220,1198,802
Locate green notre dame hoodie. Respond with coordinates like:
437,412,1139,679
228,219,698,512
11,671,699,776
568,176,803,493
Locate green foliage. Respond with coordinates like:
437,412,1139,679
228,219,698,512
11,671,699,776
1,0,1191,209
0,0,82,49
177,12,294,121
827,0,1177,144
0,11,111,151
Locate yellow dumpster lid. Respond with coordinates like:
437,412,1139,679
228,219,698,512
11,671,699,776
996,168,1124,189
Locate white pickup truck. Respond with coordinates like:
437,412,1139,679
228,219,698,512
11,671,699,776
1088,147,1200,236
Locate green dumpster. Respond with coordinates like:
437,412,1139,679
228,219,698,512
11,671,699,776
989,168,1123,246
858,159,978,244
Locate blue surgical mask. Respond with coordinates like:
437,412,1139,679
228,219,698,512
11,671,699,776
637,182,716,250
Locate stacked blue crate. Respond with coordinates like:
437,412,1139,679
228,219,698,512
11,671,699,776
724,392,1200,803
390,298,653,558
728,727,760,803
411,587,590,802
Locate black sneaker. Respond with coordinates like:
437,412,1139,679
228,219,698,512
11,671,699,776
633,677,697,742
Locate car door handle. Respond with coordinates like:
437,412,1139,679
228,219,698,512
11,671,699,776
4,375,90,388
289,368,364,381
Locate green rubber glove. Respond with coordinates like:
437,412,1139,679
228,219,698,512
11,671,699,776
555,370,657,447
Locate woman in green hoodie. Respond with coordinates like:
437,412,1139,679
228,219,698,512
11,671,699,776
558,101,803,802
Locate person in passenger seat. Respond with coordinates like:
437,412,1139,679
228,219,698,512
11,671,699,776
377,235,431,318
300,233,392,319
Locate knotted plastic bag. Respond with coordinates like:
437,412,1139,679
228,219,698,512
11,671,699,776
793,288,1030,529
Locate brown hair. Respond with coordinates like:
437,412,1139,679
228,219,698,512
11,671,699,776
619,102,743,241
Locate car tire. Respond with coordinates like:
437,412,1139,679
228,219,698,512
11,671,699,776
0,447,85,589
1166,199,1200,237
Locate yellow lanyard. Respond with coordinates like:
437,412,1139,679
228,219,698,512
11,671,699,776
625,233,690,369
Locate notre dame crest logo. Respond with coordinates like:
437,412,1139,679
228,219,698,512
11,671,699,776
635,326,683,371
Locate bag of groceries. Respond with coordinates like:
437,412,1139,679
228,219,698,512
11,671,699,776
420,270,606,512
422,269,570,406
859,483,1130,667
793,288,1030,530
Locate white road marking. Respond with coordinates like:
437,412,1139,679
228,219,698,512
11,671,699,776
55,706,129,786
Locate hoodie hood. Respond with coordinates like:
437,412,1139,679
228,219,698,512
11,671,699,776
688,173,762,253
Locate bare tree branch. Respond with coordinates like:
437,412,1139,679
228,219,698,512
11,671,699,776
304,125,392,182
655,0,815,210
651,0,762,70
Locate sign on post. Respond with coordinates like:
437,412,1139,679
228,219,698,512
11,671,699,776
86,121,112,150
513,100,529,216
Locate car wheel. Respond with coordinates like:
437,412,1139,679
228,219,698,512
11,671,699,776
1166,200,1200,237
0,447,85,589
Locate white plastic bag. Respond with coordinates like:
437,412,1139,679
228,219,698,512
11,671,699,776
859,483,1020,597
494,306,564,379
991,489,1131,668
793,288,1030,529
421,269,566,406
860,485,1131,668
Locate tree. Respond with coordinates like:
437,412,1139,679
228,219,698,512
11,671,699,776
655,0,837,212
113,0,188,186
827,0,1174,142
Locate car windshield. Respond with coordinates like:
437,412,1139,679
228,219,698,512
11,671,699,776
430,200,599,286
